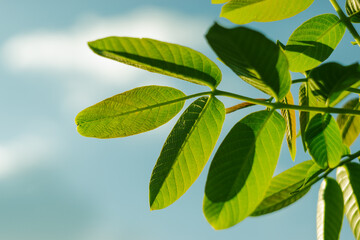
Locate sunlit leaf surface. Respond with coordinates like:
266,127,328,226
252,160,314,216
337,163,360,240
204,110,285,229
88,37,222,89
337,97,360,146
305,114,342,169
150,96,225,210
285,14,345,72
316,178,344,240
76,86,186,138
212,0,314,24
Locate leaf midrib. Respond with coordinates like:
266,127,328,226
151,96,215,207
286,18,342,62
76,93,188,125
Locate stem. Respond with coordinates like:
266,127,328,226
347,87,360,94
225,99,267,114
330,0,360,46
213,90,360,116
295,150,360,192
292,78,307,84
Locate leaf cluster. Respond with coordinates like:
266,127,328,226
75,0,360,239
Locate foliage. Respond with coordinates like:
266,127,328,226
76,0,360,239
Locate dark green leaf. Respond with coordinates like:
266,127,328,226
305,114,342,169
316,178,344,240
88,37,222,89
76,86,185,138
336,163,360,240
281,92,297,160
346,0,360,23
203,110,285,229
337,97,360,146
150,96,225,210
277,40,286,51
299,82,325,151
251,160,314,216
285,14,345,72
212,0,314,24
206,23,291,100
308,62,360,105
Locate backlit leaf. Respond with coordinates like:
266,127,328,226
285,14,345,72
88,37,222,89
212,0,314,24
336,163,360,240
305,114,342,169
299,83,325,150
281,92,297,160
308,62,360,105
76,86,185,138
337,97,360,146
203,110,285,229
251,160,314,216
206,23,291,100
316,178,344,240
150,96,225,210
346,0,360,23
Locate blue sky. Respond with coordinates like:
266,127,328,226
0,0,359,239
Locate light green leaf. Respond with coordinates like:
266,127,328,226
76,86,186,138
251,160,314,216
203,110,285,229
206,23,291,100
308,62,360,105
285,14,345,72
316,178,344,240
337,163,360,240
299,82,325,151
346,0,360,23
88,37,222,89
305,114,342,169
150,96,225,210
212,0,228,3
281,92,297,160
299,163,324,191
337,97,360,146
213,0,314,24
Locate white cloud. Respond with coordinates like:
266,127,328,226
2,7,210,83
0,134,55,178
2,7,211,111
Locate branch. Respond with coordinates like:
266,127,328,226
225,99,267,114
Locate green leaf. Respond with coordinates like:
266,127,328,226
150,96,225,210
305,114,342,169
213,0,314,24
76,86,186,138
88,37,222,89
308,62,360,105
277,40,286,51
337,97,360,146
212,0,228,3
203,110,285,229
251,160,314,216
337,163,360,240
299,82,325,151
298,163,324,191
281,92,297,160
316,178,344,240
206,23,291,100
285,14,345,72
346,0,360,23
